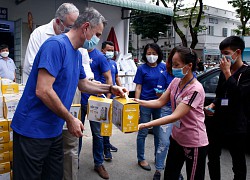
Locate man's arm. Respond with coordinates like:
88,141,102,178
115,74,121,86
103,70,112,98
78,78,128,97
36,69,84,137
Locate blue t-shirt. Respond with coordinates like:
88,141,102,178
134,63,166,100
157,71,174,107
81,49,110,105
101,58,118,85
11,34,86,138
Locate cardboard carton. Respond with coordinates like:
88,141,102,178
0,120,8,132
63,104,81,130
1,79,19,94
3,94,21,119
0,162,11,180
0,152,10,163
0,143,10,154
0,96,3,118
0,132,10,143
100,122,112,136
112,97,139,133
87,96,112,123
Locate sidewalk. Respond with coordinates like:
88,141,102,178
78,120,250,180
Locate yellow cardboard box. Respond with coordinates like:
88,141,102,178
0,152,10,163
7,120,11,131
0,120,8,132
1,79,19,94
112,97,139,133
63,104,81,130
87,96,112,123
0,132,10,143
8,142,12,151
0,96,3,118
100,122,112,136
9,151,12,162
0,162,11,180
0,143,9,154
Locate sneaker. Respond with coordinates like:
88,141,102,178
104,148,112,161
179,173,184,180
153,171,161,180
94,165,109,179
110,144,118,152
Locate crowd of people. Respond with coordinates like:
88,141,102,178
0,2,249,180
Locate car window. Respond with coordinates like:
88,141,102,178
199,71,220,93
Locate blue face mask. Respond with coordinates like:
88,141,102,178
82,34,100,50
105,51,114,59
172,65,188,78
223,50,238,65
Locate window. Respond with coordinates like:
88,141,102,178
209,18,218,24
208,26,214,35
199,70,220,94
222,28,228,37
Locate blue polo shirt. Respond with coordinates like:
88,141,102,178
134,63,166,100
157,71,174,106
101,58,118,85
11,34,86,138
81,49,110,105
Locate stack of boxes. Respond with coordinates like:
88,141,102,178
0,78,21,180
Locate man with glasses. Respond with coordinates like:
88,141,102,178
22,3,79,84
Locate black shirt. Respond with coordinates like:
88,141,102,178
213,64,250,134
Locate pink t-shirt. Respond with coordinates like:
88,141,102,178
167,78,208,147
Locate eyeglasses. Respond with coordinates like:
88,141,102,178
59,19,73,33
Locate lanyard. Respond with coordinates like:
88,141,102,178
174,76,195,108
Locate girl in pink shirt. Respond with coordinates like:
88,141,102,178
136,46,208,180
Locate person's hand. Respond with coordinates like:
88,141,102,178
138,123,147,130
220,56,231,75
66,117,84,137
204,103,215,117
110,85,129,98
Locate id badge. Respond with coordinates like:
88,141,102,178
221,99,229,106
174,120,181,128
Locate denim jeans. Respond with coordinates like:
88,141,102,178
137,106,161,162
80,104,104,166
155,105,173,171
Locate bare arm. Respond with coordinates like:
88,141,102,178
36,69,84,137
134,89,171,109
103,70,112,98
139,102,192,129
135,84,141,99
78,78,128,97
115,74,121,86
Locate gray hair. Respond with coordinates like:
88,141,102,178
73,7,107,29
55,3,79,21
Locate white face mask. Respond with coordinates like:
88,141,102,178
0,52,9,58
146,55,158,63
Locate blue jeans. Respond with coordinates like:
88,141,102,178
137,106,161,162
155,105,173,171
80,104,104,166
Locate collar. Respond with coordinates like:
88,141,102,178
45,19,56,36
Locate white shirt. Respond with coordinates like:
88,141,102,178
0,56,16,81
22,19,55,83
78,48,94,79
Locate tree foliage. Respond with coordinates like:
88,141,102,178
130,11,171,43
228,0,250,36
160,0,204,48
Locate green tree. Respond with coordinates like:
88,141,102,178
228,0,250,36
159,0,205,48
130,11,171,43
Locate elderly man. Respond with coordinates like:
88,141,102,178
22,3,79,84
11,7,127,180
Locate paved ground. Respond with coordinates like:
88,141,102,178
78,120,250,180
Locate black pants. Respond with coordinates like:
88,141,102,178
164,137,208,180
206,127,247,180
13,131,63,180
